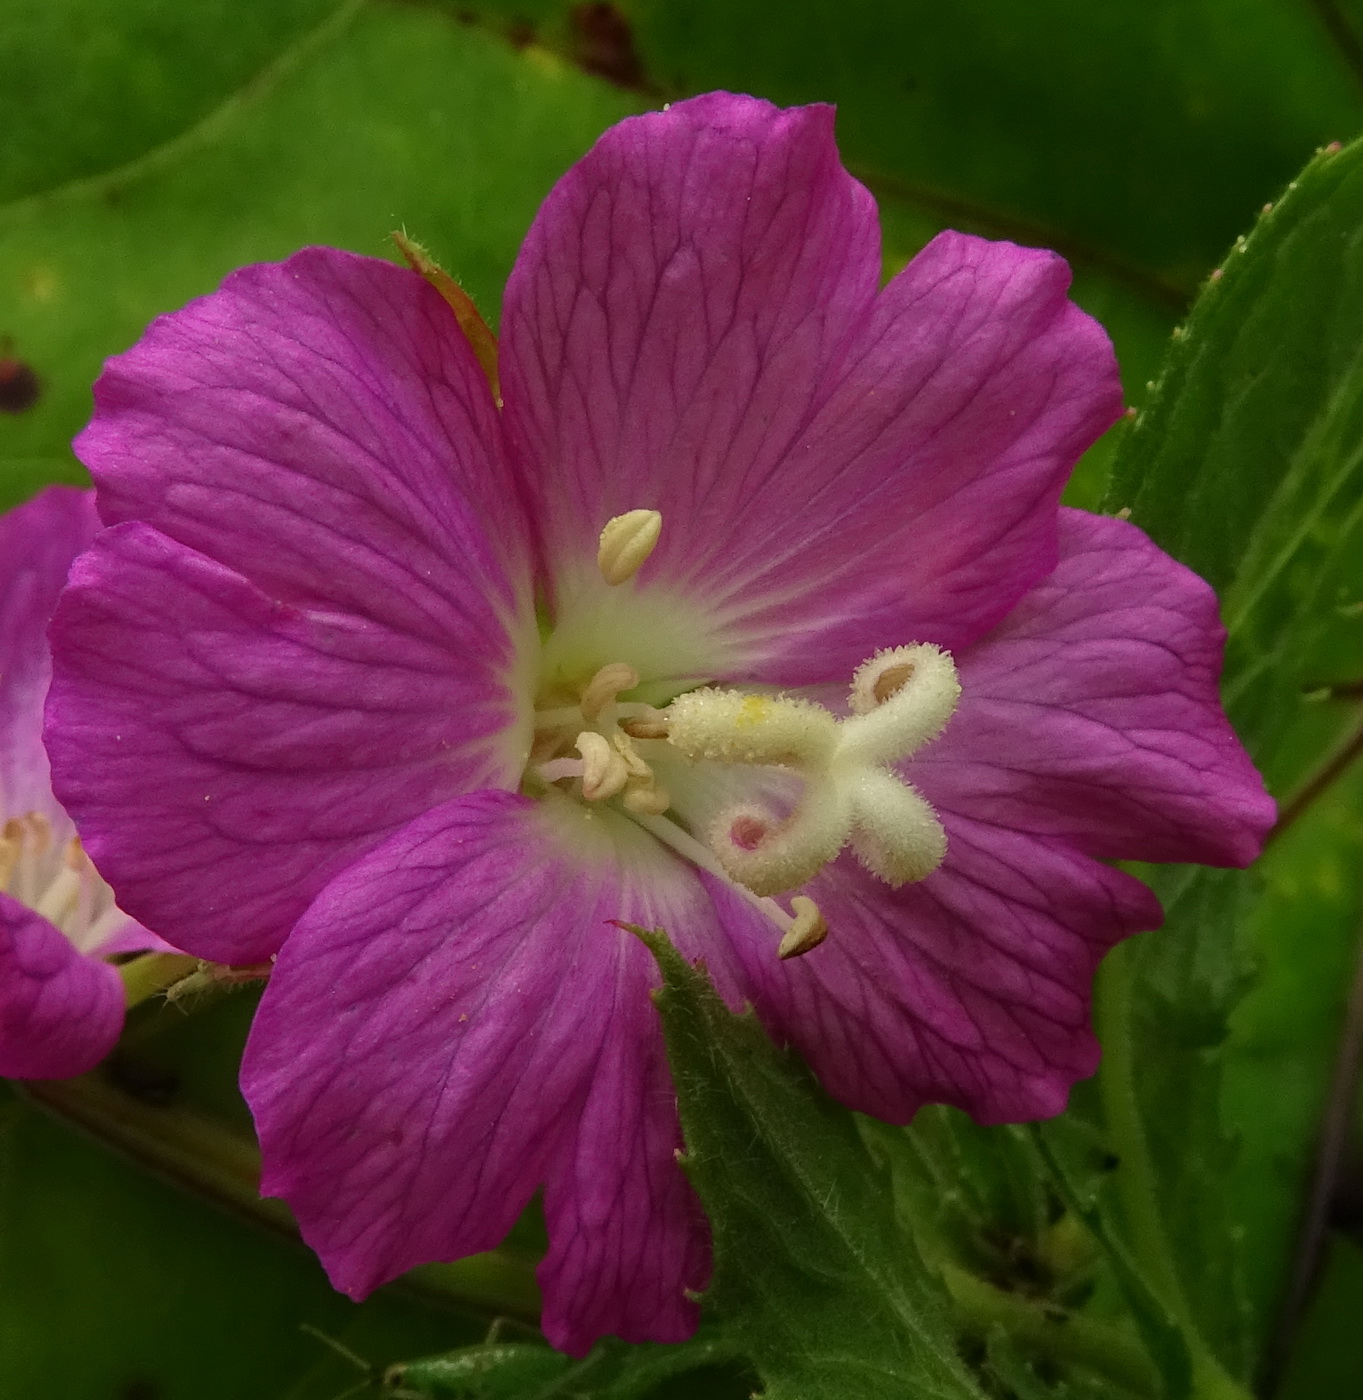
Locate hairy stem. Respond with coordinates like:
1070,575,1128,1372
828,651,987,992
119,951,198,1008
941,1263,1157,1396
1267,707,1363,846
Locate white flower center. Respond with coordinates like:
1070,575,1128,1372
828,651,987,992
525,513,961,958
0,811,124,954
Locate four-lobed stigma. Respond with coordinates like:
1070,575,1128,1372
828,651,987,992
528,509,962,957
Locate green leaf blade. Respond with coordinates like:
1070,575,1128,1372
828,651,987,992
639,927,987,1400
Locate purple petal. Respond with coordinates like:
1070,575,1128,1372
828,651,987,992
0,892,124,1079
92,918,177,957
242,791,709,1347
77,247,529,650
709,824,1160,1124
729,234,1122,681
0,486,99,825
502,93,1119,682
537,954,709,1354
913,509,1275,867
46,524,524,964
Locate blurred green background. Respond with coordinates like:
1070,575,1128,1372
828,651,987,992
4,2,1363,1395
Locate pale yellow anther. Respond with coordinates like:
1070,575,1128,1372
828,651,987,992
597,509,663,585
35,865,81,926
623,776,672,815
575,731,630,801
25,811,52,855
611,730,652,777
580,662,640,723
777,896,828,960
620,714,671,740
0,831,19,892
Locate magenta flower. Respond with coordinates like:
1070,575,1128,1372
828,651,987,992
0,486,171,1078
45,94,1272,1350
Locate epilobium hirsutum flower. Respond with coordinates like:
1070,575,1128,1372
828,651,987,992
0,487,168,1077
45,94,1273,1350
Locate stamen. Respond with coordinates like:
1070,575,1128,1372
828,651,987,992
778,896,828,959
622,777,671,815
626,808,828,954
597,509,663,585
611,730,652,777
35,865,81,926
575,731,630,802
620,714,670,740
535,756,585,784
580,662,640,723
0,824,19,891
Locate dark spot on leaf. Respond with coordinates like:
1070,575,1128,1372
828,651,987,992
0,354,40,413
506,19,535,49
569,3,646,90
121,1381,161,1400
1100,1151,1121,1171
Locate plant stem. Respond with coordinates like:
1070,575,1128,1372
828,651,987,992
119,951,199,1008
1265,707,1363,847
1262,909,1363,1391
941,1263,1157,1396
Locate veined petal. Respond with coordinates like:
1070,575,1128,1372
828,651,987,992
0,892,124,1079
912,509,1275,866
0,486,98,826
725,235,1123,680
503,93,1118,683
242,791,710,1348
709,821,1160,1124
46,524,525,964
77,247,530,651
501,95,879,658
537,947,709,1354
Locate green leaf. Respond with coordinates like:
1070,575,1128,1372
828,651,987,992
1104,137,1363,786
622,0,1363,290
0,1083,487,1400
1089,131,1363,1378
637,926,987,1400
1223,761,1363,1349
0,1,639,511
1031,1121,1194,1400
0,0,342,203
1275,1238,1363,1400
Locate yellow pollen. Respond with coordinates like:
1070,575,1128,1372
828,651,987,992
736,695,772,727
